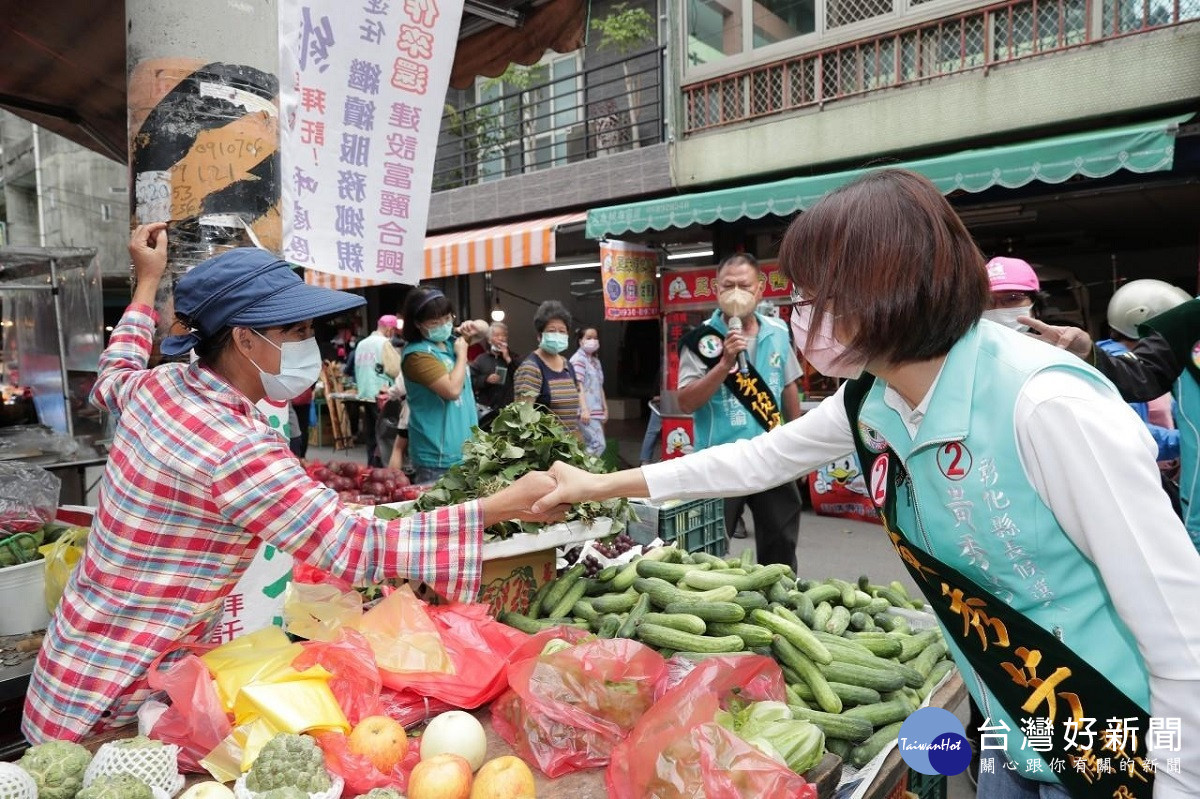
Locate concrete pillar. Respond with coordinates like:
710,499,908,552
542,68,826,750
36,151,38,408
126,0,281,282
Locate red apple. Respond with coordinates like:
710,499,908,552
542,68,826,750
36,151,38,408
347,714,408,773
469,756,536,799
409,753,473,799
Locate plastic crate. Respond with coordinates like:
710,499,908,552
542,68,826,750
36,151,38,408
906,770,947,799
629,497,728,556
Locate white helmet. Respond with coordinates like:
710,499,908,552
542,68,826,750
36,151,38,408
1107,279,1192,338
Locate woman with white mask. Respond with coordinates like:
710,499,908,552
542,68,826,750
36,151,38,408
570,326,608,456
23,225,563,745
981,256,1041,331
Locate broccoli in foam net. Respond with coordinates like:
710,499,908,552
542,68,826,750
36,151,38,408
76,774,153,799
16,740,93,799
244,734,331,795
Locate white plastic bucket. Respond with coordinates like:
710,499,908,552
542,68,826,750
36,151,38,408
0,558,52,635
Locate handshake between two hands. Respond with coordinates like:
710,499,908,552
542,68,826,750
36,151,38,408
478,462,596,528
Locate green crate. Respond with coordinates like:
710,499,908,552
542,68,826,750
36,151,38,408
906,770,947,799
629,498,727,556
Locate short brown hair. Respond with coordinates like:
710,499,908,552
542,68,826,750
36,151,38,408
779,169,987,365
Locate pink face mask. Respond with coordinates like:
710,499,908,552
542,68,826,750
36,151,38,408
790,305,867,379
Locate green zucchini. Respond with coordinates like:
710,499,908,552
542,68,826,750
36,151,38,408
848,611,876,632
682,563,788,592
635,623,745,653
732,591,770,612
817,661,905,693
689,551,731,569
527,580,553,619
812,601,834,631
911,640,949,678
572,599,600,624
825,605,852,635
499,611,587,634
850,721,904,767
664,600,745,623
636,559,712,582
707,621,774,648
786,704,873,743
642,612,707,635
633,577,738,609
616,592,652,638
919,660,957,700
547,578,589,619
789,680,882,708
772,635,842,714
790,591,817,627
898,629,942,662
842,697,916,726
872,586,910,608
804,584,841,605
589,588,641,614
542,563,585,613
825,738,852,759
610,560,641,592
749,609,834,665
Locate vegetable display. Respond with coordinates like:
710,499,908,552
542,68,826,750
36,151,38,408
381,403,631,538
502,545,956,766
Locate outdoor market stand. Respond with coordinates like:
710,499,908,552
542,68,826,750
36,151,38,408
75,674,966,798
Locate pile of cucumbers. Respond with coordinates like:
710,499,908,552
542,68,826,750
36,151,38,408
499,545,957,769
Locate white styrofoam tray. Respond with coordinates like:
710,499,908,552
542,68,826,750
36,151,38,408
363,501,612,560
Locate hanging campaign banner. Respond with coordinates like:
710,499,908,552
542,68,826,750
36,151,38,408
279,0,464,284
600,240,659,320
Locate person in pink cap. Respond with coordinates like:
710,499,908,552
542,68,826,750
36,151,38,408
982,256,1041,332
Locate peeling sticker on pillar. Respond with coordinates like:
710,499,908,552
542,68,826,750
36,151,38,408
128,60,282,270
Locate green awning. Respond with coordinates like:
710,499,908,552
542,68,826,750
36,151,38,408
586,115,1191,239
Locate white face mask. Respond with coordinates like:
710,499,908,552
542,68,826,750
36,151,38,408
581,339,600,354
247,331,323,402
982,306,1033,332
790,305,867,379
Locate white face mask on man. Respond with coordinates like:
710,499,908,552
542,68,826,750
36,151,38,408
981,305,1033,332
246,330,323,401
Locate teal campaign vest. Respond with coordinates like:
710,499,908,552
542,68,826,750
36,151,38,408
403,340,477,470
690,310,792,450
1173,374,1200,548
856,322,1151,785
354,333,394,401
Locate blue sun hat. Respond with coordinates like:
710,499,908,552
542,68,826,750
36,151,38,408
161,248,365,356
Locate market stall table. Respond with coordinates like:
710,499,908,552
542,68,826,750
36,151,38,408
76,673,965,798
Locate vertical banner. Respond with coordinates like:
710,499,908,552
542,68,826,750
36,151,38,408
601,240,659,320
279,0,464,284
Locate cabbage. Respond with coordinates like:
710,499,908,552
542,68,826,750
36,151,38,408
715,700,826,774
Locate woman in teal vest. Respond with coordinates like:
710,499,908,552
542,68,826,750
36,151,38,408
400,287,477,484
533,170,1200,798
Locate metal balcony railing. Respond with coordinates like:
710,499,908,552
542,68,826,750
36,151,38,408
683,0,1199,132
433,47,666,191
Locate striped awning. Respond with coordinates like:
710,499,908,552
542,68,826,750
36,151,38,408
305,210,587,289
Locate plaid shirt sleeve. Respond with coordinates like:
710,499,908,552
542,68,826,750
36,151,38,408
90,302,158,414
211,439,485,602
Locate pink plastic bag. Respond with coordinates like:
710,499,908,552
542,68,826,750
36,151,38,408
145,644,231,773
292,628,383,725
312,730,422,797
606,655,817,799
492,627,667,778
378,602,529,709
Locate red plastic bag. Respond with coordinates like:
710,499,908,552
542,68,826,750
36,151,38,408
292,628,383,725
606,654,817,799
378,602,529,709
312,729,422,797
492,627,666,778
145,644,231,773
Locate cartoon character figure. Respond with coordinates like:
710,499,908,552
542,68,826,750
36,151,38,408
813,456,867,496
667,276,691,301
665,426,694,456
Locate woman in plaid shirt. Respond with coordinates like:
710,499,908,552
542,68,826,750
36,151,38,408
23,224,561,743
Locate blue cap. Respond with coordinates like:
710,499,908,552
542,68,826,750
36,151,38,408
161,248,365,356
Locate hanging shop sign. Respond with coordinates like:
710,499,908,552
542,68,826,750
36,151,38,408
280,0,464,284
600,240,659,320
661,261,792,310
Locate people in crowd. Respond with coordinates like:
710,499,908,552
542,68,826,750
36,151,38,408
981,256,1042,331
470,321,517,429
532,169,1200,799
353,314,400,467
676,253,803,566
400,288,477,484
514,301,587,437
23,225,561,744
570,327,608,456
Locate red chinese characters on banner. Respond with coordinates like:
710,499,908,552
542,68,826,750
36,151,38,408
661,261,792,310
600,240,659,321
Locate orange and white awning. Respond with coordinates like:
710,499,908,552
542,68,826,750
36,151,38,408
304,210,587,289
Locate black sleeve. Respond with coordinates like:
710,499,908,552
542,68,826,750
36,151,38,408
1090,332,1182,402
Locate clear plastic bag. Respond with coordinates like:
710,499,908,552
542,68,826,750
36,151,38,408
606,654,817,799
281,581,363,642
0,462,60,536
354,584,451,674
492,627,666,778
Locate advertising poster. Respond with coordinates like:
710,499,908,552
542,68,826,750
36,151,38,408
601,239,659,320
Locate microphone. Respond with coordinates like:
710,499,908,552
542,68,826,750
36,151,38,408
728,316,749,375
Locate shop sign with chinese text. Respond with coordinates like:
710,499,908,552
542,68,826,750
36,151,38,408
601,240,659,320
